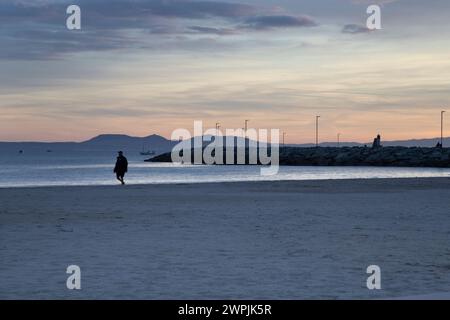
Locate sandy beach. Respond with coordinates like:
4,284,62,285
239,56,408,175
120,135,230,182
1,177,450,299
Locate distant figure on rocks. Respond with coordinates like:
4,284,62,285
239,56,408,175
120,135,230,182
372,134,382,149
436,142,443,149
114,151,128,185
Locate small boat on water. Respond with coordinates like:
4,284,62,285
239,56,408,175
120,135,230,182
140,150,156,156
140,142,155,156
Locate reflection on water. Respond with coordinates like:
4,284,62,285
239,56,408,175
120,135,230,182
0,149,449,187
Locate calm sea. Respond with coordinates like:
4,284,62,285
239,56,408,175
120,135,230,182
1,148,450,187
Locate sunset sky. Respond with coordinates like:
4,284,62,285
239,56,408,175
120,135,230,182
0,0,449,143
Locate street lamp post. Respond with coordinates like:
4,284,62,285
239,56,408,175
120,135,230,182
215,122,220,136
282,132,286,146
337,133,341,147
315,116,320,147
441,111,445,147
244,120,249,148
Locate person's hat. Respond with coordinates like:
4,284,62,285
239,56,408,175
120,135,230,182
118,151,123,155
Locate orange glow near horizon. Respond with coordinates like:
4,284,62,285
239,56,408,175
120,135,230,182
1,111,447,144
1,2,449,143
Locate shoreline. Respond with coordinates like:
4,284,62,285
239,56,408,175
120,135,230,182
1,175,450,191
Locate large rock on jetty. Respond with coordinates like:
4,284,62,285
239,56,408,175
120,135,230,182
147,146,450,168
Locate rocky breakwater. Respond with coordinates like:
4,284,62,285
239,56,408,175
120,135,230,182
280,146,450,167
148,146,450,168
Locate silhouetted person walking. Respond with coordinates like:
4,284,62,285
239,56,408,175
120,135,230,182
114,151,128,185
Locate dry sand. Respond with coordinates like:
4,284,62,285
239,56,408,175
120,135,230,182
1,178,450,299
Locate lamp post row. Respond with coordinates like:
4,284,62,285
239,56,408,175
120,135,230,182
212,111,446,147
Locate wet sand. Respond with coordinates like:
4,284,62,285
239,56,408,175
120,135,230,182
1,178,450,299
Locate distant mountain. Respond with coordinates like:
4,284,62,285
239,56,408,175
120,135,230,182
289,142,363,148
0,134,177,156
82,134,139,145
380,137,449,148
81,134,177,152
176,135,260,149
289,137,450,148
83,133,170,145
1,134,449,154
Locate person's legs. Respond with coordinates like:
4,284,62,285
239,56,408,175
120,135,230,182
116,172,124,184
